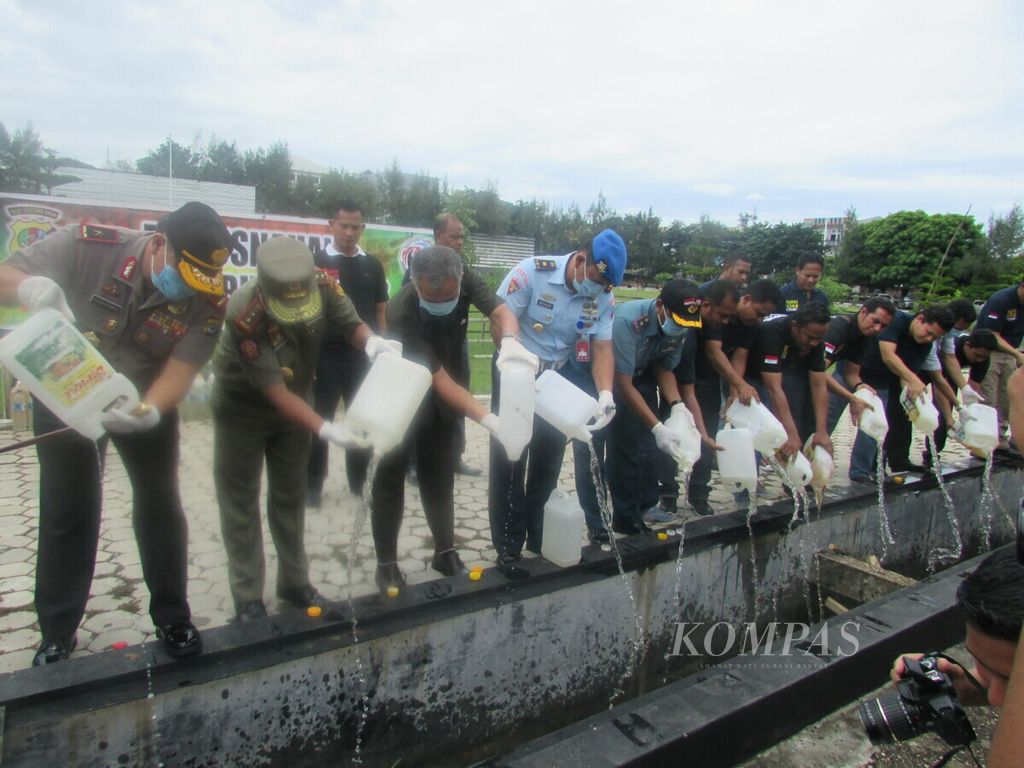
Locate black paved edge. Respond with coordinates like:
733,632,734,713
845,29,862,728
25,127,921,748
0,457,1015,725
476,551,991,768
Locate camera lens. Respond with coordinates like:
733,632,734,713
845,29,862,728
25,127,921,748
858,694,923,744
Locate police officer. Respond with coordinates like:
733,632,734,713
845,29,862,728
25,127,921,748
607,280,705,533
779,254,829,315
307,200,388,505
975,282,1024,445
371,245,527,590
211,236,398,621
0,202,232,665
488,230,625,565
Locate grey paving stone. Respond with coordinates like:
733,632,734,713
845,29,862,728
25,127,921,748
1,590,34,610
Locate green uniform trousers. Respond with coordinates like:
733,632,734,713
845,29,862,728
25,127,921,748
213,402,313,608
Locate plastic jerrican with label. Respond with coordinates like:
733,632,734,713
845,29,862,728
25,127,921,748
345,351,432,456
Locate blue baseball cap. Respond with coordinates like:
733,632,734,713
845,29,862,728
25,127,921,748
591,229,627,286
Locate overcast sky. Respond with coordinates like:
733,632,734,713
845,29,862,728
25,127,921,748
3,0,1021,226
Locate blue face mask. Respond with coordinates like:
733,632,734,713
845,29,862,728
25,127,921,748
151,247,196,301
419,296,459,317
572,260,605,298
661,314,686,337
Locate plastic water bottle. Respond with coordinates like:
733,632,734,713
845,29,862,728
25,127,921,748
497,358,535,461
345,352,432,456
853,389,888,442
717,427,758,493
541,489,584,567
900,385,940,434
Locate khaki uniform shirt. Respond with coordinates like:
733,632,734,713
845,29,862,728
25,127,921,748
7,225,226,391
211,274,363,415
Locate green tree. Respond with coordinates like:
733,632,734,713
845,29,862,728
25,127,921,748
742,221,825,279
196,137,246,184
136,138,200,179
988,205,1024,260
242,142,293,213
0,122,79,194
316,169,380,220
470,183,511,235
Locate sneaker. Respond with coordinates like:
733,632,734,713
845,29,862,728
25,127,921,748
612,517,650,535
32,634,77,667
155,620,202,659
431,549,467,576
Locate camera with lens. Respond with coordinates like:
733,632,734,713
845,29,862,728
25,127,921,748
858,654,976,747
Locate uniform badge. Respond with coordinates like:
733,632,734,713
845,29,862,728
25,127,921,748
786,299,799,312
268,323,284,350
1008,309,1018,321
281,366,294,383
118,256,137,282
91,294,122,313
764,355,779,365
79,224,120,244
534,258,556,271
167,301,188,316
203,318,222,336
316,270,345,296
102,283,121,298
104,318,120,332
537,299,554,310
240,339,259,360
135,330,150,344
506,278,523,295
235,294,265,334
824,342,836,356
145,311,188,339
532,322,544,332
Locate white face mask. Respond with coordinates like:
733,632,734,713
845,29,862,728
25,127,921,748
572,259,604,297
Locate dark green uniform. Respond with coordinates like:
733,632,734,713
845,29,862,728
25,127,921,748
211,271,362,609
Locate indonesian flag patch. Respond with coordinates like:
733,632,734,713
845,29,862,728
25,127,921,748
764,355,780,365
824,342,836,356
988,312,999,320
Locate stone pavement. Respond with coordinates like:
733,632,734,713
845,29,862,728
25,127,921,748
0,401,966,674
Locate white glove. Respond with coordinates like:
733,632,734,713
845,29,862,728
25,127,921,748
365,335,402,361
18,276,75,321
588,389,616,432
319,421,370,449
652,422,683,456
481,413,500,437
670,402,696,428
101,402,160,434
961,387,985,406
496,336,540,374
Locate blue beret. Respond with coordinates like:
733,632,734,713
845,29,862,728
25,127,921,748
592,229,626,286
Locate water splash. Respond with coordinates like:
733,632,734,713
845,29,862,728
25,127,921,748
589,450,645,702
927,441,963,572
875,445,894,562
745,493,760,618
977,454,996,550
144,642,164,768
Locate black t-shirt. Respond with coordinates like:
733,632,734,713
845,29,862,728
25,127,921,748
314,249,389,347
386,267,500,376
823,314,867,366
746,315,826,382
859,311,933,389
694,318,756,381
779,281,830,315
976,286,1024,348
954,335,991,383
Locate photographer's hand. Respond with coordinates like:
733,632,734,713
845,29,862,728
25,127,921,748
890,654,988,706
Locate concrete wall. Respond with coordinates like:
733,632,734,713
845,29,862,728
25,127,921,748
1,461,1018,767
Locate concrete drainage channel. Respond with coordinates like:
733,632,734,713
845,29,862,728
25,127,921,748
0,458,1019,767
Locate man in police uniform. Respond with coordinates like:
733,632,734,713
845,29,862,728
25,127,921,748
0,201,232,666
371,245,528,590
307,200,389,505
211,236,399,621
779,254,829,315
488,230,625,564
608,280,706,532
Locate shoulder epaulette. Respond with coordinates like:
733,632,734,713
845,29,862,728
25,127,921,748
75,224,123,244
234,293,266,335
316,269,345,297
534,258,557,271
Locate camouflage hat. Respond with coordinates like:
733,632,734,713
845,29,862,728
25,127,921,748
159,202,233,297
256,237,322,324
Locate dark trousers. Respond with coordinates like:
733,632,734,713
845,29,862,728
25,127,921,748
562,359,608,533
656,374,722,505
371,398,457,563
488,359,567,558
213,404,312,608
607,370,660,529
308,347,372,495
33,400,190,640
884,389,913,468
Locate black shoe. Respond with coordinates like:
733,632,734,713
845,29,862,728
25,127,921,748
657,496,678,515
889,461,928,473
156,620,202,659
849,473,876,485
375,562,406,592
431,549,467,576
495,552,529,580
456,459,482,476
32,634,77,667
276,584,326,609
236,601,267,622
306,487,322,507
496,551,521,566
692,499,714,517
588,528,610,545
612,517,649,535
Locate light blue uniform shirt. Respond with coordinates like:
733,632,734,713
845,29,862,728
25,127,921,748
498,254,615,366
612,299,688,376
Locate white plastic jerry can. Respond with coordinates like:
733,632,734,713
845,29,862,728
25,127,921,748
541,489,584,567
803,435,834,496
725,400,787,454
716,427,758,493
782,450,813,488
900,385,940,435
0,309,139,440
853,389,889,442
959,403,999,455
345,351,432,456
497,357,535,461
534,369,598,443
664,402,702,469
